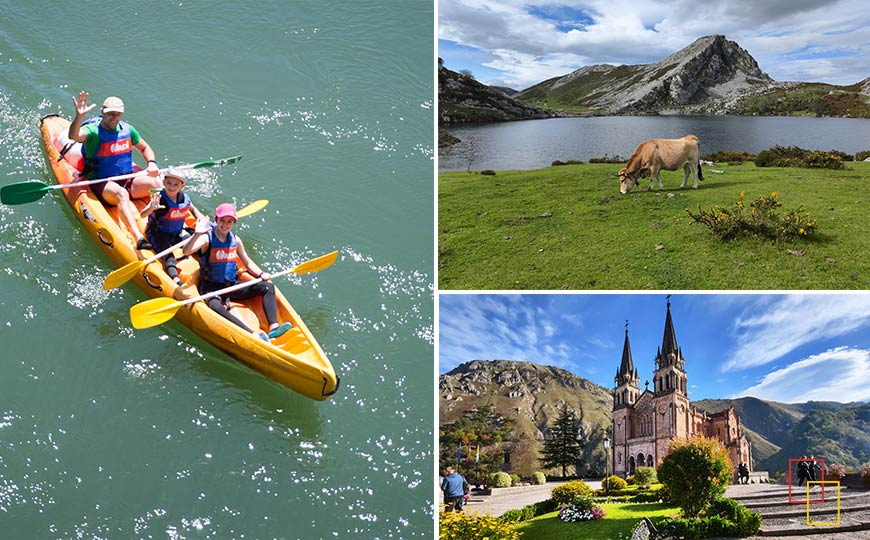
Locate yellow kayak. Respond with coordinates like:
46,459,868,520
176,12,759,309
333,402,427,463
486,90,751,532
39,114,339,400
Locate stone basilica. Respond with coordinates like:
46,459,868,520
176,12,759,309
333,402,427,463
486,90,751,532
611,299,751,477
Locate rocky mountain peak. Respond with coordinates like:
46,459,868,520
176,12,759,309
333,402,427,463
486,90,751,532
515,34,777,115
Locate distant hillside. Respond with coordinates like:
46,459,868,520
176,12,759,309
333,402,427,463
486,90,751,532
438,59,558,125
439,35,870,119
440,360,612,476
757,404,870,475
491,86,519,97
441,361,870,478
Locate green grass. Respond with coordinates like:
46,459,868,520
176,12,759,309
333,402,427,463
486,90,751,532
515,502,679,540
438,161,870,289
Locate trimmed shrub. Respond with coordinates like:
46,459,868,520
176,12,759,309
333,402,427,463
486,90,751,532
440,510,521,540
631,491,664,503
480,170,496,176
658,436,732,517
491,472,512,488
509,473,521,486
634,466,657,487
498,498,559,524
605,475,628,491
625,474,636,485
551,480,593,504
660,498,761,538
532,472,546,485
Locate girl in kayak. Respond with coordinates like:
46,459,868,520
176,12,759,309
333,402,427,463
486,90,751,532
140,169,205,287
182,204,292,342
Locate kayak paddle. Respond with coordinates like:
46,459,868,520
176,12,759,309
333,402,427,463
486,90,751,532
129,250,339,329
1,155,243,206
102,199,269,290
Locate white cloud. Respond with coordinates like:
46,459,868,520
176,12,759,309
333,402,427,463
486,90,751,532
439,0,870,88
439,295,578,372
734,347,870,403
722,295,870,371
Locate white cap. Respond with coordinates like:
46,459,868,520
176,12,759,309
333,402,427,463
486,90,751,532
101,96,125,113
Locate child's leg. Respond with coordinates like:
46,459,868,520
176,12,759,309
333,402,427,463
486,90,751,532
230,282,279,326
205,296,254,333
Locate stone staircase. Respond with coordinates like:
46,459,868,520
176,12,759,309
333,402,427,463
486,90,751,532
728,484,870,536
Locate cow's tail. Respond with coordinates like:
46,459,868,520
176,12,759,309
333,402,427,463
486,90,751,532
697,159,704,181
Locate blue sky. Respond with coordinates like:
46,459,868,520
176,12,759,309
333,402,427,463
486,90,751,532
438,0,870,89
438,293,870,404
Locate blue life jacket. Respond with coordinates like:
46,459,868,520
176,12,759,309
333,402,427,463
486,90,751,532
148,190,191,234
82,119,133,179
201,230,238,285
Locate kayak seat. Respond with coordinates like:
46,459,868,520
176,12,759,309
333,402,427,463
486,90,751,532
272,327,303,346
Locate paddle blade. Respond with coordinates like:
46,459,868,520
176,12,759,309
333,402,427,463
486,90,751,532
130,297,183,329
236,199,269,219
103,260,144,290
191,155,243,169
293,250,339,275
1,181,50,205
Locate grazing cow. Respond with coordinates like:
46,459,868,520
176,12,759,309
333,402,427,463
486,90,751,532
618,135,704,194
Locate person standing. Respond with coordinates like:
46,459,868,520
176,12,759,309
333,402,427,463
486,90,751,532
67,91,163,249
440,466,468,512
796,456,809,486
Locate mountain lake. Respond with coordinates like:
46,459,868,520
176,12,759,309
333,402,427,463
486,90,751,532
438,115,870,171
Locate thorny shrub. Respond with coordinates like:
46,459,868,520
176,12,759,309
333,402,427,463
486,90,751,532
686,192,818,241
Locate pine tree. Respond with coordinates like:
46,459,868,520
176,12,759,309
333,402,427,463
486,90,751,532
540,404,584,477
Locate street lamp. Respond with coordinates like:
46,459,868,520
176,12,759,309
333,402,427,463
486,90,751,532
603,435,611,497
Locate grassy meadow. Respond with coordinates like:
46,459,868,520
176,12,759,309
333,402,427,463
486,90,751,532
438,161,869,289
514,502,678,540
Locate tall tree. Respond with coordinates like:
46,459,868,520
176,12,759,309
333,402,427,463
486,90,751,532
540,404,584,477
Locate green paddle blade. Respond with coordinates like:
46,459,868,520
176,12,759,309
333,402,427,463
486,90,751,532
1,181,51,205
191,155,243,169
130,297,184,329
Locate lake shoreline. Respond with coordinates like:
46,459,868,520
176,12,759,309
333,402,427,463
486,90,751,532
438,115,870,172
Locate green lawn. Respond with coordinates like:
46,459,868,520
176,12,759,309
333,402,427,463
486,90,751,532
438,161,870,289
515,502,679,540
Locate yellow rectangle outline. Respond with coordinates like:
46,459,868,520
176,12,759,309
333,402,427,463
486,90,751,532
806,481,840,526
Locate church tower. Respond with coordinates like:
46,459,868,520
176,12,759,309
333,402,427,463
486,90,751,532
614,322,641,409
612,322,640,476
609,297,753,478
652,298,693,451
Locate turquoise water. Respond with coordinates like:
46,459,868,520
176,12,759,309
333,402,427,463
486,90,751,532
0,1,434,538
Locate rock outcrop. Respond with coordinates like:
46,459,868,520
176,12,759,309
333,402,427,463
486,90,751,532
518,35,777,115
438,60,558,124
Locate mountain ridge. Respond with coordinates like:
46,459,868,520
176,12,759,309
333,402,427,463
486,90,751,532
438,35,870,122
440,360,869,477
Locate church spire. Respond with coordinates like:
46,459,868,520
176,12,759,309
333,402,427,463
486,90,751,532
659,296,679,366
617,320,635,381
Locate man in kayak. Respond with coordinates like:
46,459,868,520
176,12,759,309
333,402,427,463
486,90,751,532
140,169,205,287
67,91,162,250
182,204,293,343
